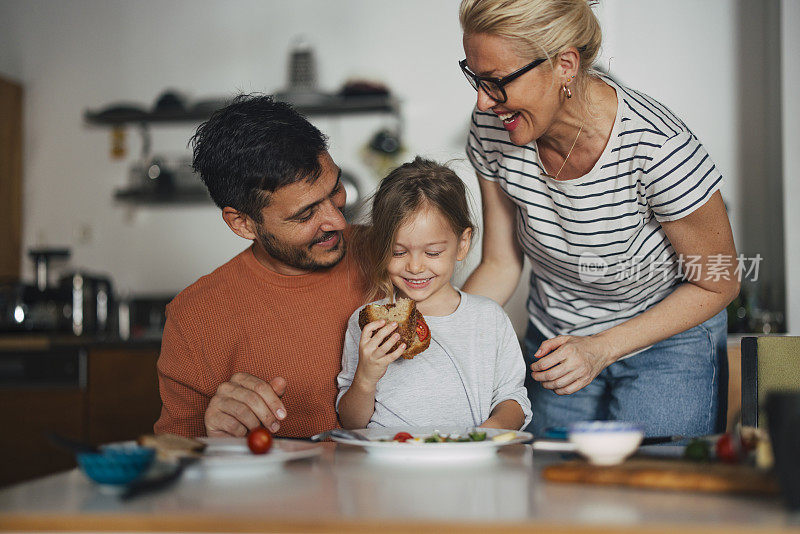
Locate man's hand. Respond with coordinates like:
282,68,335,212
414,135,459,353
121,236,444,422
204,373,287,437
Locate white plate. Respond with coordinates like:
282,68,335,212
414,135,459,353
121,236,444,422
332,427,532,463
194,437,322,477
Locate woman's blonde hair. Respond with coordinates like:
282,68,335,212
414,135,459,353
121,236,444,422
353,157,475,303
459,0,602,106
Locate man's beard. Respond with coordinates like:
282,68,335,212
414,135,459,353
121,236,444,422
256,228,346,272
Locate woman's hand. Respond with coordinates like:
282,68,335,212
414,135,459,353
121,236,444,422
530,335,613,395
354,319,406,387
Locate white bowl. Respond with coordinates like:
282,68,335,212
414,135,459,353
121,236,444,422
568,421,644,466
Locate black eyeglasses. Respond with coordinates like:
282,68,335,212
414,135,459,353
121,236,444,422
459,57,547,104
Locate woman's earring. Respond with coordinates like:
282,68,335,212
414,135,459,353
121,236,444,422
562,84,572,99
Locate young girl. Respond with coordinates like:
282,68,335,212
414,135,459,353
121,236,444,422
336,157,532,430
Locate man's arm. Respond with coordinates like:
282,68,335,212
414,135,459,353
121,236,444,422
154,310,288,437
154,313,210,437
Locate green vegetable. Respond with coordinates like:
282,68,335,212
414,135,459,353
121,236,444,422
468,431,487,442
424,432,444,443
413,431,488,443
684,438,711,461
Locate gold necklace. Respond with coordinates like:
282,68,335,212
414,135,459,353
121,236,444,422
553,123,583,179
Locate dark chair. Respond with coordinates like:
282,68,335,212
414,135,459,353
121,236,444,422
741,336,800,427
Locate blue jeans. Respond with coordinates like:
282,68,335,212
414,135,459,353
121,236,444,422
523,310,728,437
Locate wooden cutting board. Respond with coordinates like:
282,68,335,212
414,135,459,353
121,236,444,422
542,457,779,495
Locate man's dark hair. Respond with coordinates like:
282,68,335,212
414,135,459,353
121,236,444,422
190,94,328,222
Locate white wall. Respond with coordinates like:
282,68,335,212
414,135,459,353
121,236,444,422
782,0,800,333
596,1,740,226
0,0,786,334
0,0,476,293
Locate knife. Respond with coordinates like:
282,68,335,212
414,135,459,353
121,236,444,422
641,435,686,445
120,456,198,500
48,433,100,454
310,429,371,442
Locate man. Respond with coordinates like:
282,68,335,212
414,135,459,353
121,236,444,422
154,95,365,438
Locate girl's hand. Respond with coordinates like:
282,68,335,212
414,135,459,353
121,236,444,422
529,335,613,395
354,320,406,387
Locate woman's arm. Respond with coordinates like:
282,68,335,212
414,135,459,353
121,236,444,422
531,191,740,394
480,399,526,430
462,174,525,305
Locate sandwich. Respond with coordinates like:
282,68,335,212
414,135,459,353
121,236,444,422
138,433,206,461
358,297,430,359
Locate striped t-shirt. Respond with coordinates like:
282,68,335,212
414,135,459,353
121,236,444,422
466,75,723,344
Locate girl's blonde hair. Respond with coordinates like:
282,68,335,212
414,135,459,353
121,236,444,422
353,157,475,303
459,0,602,109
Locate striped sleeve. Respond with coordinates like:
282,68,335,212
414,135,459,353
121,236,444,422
644,131,723,222
466,109,500,182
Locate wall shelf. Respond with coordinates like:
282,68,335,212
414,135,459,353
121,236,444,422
85,93,399,126
113,187,211,205
87,92,401,206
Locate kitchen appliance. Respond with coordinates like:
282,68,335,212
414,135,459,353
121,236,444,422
274,37,323,107
288,39,317,93
127,154,202,198
117,294,172,341
0,248,72,333
339,170,363,222
0,248,115,336
58,272,114,336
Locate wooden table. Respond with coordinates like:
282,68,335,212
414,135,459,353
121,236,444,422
0,443,798,533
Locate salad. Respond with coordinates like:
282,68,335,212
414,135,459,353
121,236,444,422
381,430,518,444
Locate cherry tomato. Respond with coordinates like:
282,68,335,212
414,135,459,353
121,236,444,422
415,319,429,342
715,433,741,464
247,427,273,455
393,432,414,442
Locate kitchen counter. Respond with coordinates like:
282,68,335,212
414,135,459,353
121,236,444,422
0,333,161,351
0,443,798,533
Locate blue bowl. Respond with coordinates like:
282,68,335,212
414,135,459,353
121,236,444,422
77,443,156,485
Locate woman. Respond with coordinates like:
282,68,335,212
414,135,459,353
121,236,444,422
458,0,739,437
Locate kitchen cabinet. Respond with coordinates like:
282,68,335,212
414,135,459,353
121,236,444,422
0,388,85,487
0,340,161,487
0,76,23,279
86,346,162,445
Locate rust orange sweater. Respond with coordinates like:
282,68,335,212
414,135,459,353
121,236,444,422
154,240,365,438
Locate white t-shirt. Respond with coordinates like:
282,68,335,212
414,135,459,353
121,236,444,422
336,290,532,430
466,75,723,340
